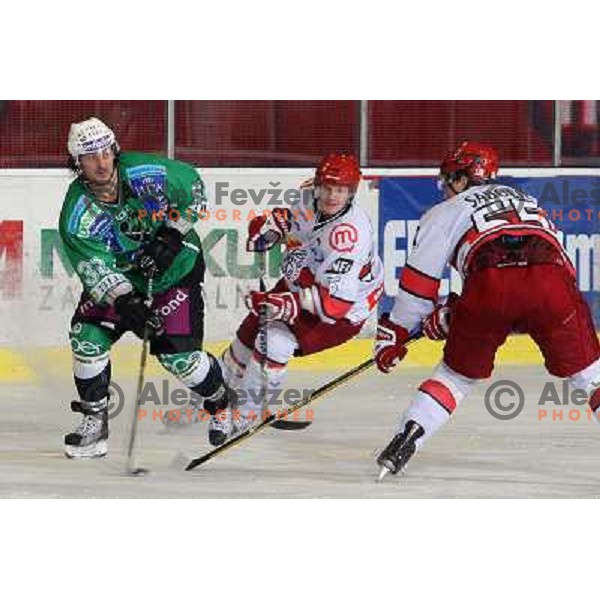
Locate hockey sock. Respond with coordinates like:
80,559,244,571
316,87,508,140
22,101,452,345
221,336,252,389
236,321,297,423
400,362,476,449
73,355,111,410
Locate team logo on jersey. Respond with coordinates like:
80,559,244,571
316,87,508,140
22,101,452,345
329,223,358,252
126,165,170,215
326,257,354,275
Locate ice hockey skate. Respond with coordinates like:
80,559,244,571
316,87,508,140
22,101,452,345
208,403,261,447
376,420,425,482
64,401,108,459
208,407,236,447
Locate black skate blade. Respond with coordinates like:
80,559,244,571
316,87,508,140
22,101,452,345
269,420,311,431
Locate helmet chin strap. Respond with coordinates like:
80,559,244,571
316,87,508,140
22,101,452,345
446,172,474,197
84,162,119,202
448,180,462,196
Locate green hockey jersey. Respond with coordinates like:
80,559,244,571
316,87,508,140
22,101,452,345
59,152,206,305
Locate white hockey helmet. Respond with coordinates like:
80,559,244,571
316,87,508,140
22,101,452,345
67,117,118,163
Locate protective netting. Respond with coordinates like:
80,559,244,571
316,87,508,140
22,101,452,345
1,101,599,167
0,101,167,168
368,101,555,166
560,100,600,165
175,100,359,167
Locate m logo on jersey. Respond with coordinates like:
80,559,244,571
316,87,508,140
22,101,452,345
329,223,358,252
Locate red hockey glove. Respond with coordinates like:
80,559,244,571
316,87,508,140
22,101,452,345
422,292,459,341
246,208,291,252
374,313,410,374
245,290,299,325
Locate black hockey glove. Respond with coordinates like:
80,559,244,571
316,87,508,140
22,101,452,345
114,292,165,339
136,226,184,276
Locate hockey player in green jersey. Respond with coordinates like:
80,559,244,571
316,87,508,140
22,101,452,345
60,117,233,458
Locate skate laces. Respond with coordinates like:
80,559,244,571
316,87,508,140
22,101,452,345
209,408,233,433
75,414,103,438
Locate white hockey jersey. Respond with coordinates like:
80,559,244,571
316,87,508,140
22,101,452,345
281,198,384,325
390,183,572,332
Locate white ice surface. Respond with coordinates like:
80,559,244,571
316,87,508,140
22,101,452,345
1,366,600,498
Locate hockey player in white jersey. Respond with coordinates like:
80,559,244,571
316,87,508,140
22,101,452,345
374,141,600,480
209,153,384,445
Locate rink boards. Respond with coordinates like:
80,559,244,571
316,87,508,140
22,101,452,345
1,167,599,367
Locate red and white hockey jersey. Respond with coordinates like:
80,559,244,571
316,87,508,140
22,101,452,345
390,183,573,331
281,198,384,325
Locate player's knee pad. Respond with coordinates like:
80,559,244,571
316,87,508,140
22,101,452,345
429,362,477,408
247,352,288,382
402,362,476,448
222,336,252,383
69,322,112,363
254,320,298,368
412,361,475,418
568,357,600,413
73,356,111,407
241,322,295,396
158,350,211,387
191,354,224,399
158,351,227,413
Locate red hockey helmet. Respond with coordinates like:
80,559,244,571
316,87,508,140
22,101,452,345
440,141,499,184
314,153,362,190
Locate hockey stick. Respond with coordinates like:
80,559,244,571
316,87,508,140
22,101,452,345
184,330,423,471
124,274,154,477
254,249,309,431
256,252,271,424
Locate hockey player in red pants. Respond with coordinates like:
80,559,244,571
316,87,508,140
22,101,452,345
209,153,384,446
373,141,600,480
